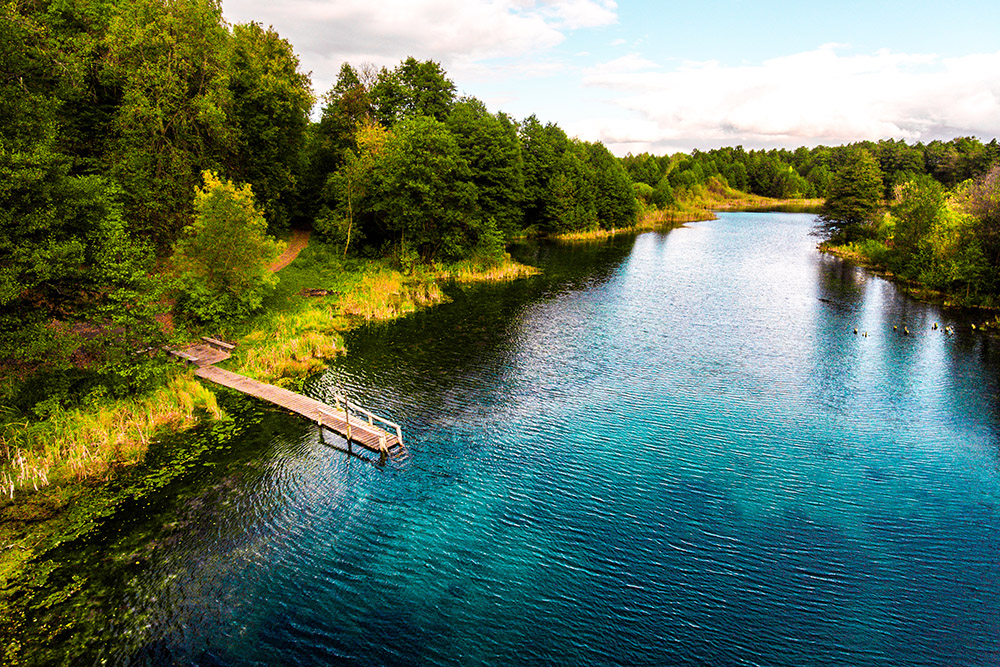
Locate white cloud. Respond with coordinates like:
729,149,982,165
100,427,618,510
222,0,616,95
536,0,617,29
578,45,1000,154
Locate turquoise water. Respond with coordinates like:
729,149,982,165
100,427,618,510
31,213,1000,665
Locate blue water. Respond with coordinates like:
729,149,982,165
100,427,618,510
45,213,1000,665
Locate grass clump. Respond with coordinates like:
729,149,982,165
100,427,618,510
0,372,222,499
436,257,540,283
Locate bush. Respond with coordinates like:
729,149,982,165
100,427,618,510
172,171,284,326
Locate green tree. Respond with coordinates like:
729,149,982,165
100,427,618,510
890,175,945,265
651,173,676,208
172,171,284,325
622,153,663,186
316,119,388,255
446,98,525,240
370,57,455,126
544,148,598,234
583,141,638,229
302,63,373,223
369,116,490,262
633,181,654,207
520,115,571,229
315,63,373,168
958,164,1000,282
228,21,313,232
819,149,884,241
1,5,164,409
103,0,234,243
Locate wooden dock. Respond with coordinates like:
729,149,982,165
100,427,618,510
171,339,407,463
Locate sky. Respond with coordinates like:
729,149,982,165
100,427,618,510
221,0,1000,156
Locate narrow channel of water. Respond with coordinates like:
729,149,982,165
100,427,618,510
24,213,1000,666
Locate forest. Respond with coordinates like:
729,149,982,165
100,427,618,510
3,0,1000,427
1,0,637,419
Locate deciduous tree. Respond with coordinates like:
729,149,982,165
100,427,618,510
228,21,313,232
172,171,284,325
103,0,234,243
446,98,525,240
369,117,486,262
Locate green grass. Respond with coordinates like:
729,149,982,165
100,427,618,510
1,240,539,500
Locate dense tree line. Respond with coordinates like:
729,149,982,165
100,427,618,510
623,137,1000,201
308,60,638,263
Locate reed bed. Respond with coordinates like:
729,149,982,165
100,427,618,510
338,270,447,321
237,304,346,381
1,373,222,499
439,258,540,282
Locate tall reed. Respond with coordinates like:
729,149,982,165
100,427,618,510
1,373,222,499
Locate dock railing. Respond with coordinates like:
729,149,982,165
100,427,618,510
333,393,403,445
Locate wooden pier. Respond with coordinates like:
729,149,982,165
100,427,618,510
170,339,407,463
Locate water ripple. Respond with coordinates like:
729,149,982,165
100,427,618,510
80,214,1000,666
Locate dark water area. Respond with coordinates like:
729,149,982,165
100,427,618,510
22,213,1000,666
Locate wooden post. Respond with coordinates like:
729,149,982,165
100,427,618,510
344,399,352,444
379,433,388,466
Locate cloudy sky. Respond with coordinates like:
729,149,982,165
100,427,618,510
221,0,1000,156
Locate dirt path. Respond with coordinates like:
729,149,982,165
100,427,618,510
158,229,310,333
269,229,310,272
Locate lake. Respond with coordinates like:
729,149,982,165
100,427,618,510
28,212,1000,666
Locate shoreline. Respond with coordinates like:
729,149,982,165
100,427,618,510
553,198,822,243
553,208,713,242
820,243,999,324
0,246,539,619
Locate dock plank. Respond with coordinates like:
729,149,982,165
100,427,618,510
195,366,404,458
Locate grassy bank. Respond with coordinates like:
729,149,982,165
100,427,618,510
554,206,714,242
225,243,538,383
692,177,822,213
2,243,536,498
0,242,537,604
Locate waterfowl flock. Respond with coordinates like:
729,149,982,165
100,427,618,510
853,322,966,337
